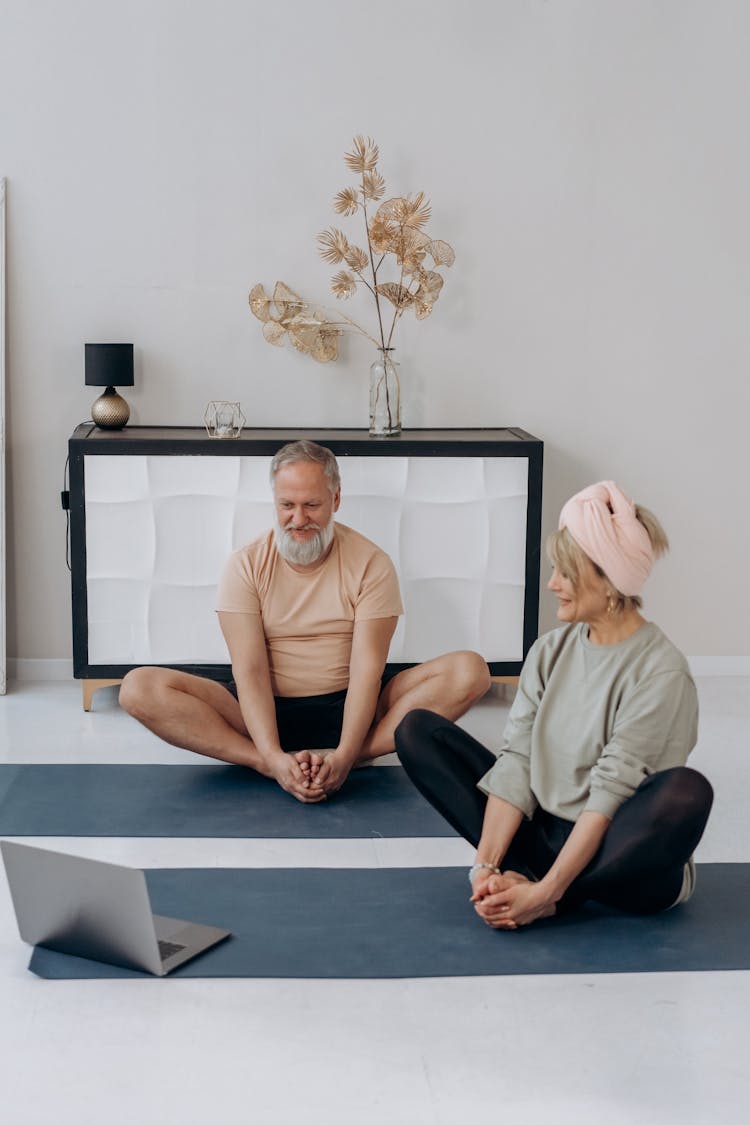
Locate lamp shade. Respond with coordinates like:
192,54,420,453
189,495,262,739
85,343,134,387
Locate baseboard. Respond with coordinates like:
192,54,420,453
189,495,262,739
8,659,74,681
688,656,750,676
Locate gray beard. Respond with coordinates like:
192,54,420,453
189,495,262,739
274,517,335,566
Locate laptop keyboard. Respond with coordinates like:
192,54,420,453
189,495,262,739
158,939,187,961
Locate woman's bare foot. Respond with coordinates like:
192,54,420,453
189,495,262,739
484,869,532,894
478,871,557,927
500,872,557,922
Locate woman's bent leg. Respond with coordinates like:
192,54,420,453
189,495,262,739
394,709,496,847
563,767,714,913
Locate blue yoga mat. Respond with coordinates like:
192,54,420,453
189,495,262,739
0,764,456,838
26,863,748,979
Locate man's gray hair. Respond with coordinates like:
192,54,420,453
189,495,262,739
269,440,341,494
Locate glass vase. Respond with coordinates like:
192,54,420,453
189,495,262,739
369,348,401,436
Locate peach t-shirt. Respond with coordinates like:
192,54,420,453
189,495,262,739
216,522,404,697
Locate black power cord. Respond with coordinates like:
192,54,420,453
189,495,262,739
62,422,96,572
62,454,71,572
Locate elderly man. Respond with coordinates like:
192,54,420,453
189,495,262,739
120,440,490,802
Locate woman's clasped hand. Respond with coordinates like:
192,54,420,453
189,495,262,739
470,870,556,930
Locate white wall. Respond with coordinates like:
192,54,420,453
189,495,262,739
1,0,748,664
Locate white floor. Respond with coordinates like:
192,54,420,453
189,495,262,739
0,678,748,1125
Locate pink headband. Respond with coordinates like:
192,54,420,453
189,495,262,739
558,481,655,596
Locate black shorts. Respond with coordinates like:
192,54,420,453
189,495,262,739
226,668,402,753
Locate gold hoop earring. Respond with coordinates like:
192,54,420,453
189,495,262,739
607,593,617,615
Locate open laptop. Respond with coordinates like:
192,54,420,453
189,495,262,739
1,840,231,976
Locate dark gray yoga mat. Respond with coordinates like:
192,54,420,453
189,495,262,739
26,863,748,979
0,764,456,838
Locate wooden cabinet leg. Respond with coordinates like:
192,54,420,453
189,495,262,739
82,678,123,711
490,675,519,700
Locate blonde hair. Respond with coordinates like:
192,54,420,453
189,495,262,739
546,506,669,613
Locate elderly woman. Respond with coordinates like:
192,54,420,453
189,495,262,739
395,482,713,929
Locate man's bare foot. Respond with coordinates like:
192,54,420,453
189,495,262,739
294,750,332,785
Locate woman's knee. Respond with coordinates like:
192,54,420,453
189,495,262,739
394,708,444,766
671,766,714,822
643,766,714,828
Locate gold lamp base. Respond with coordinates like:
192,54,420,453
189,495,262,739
91,386,130,429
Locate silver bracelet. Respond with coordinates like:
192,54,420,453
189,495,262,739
469,862,500,885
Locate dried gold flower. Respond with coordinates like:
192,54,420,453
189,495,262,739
391,227,431,270
376,282,414,310
344,135,379,174
417,270,444,298
344,245,369,272
403,192,432,228
423,239,455,267
272,280,305,320
331,270,357,299
262,320,286,345
248,283,271,323
287,318,321,354
412,270,445,319
333,187,359,216
369,215,397,254
362,170,386,201
401,253,425,275
317,227,351,265
377,193,432,229
311,327,340,363
250,281,343,361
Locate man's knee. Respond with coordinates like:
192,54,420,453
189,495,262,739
119,667,164,719
446,650,491,702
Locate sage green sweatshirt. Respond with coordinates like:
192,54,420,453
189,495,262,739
478,621,698,821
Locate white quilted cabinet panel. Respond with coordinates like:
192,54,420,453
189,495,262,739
399,579,484,659
403,457,485,502
85,454,529,665
84,455,151,502
147,455,241,497
336,496,403,571
400,500,489,580
338,456,408,497
152,495,234,584
86,499,156,580
148,584,227,664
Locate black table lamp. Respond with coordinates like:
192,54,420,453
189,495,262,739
85,343,134,429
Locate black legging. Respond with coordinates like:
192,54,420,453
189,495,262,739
395,709,714,914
